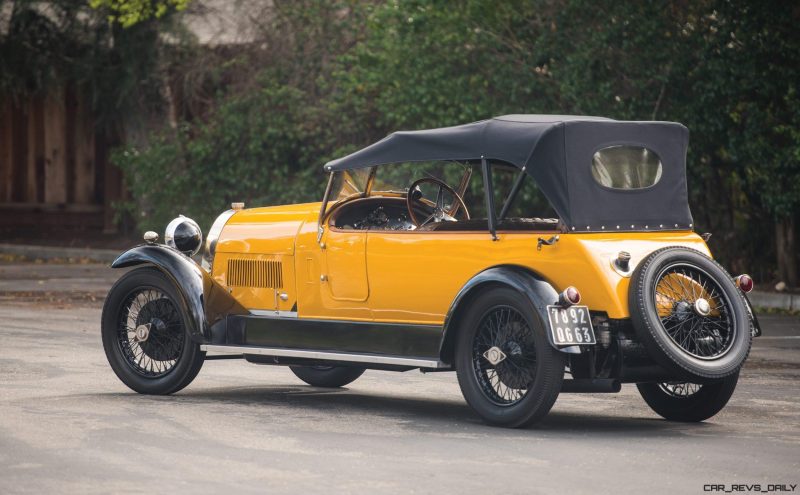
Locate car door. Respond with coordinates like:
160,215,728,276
320,227,369,302
365,230,497,325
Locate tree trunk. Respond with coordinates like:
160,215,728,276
775,216,798,287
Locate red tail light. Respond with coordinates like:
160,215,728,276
559,286,581,306
735,274,754,293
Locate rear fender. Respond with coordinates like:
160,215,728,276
111,244,246,342
742,293,762,337
439,266,579,364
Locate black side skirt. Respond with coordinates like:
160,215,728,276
204,314,447,369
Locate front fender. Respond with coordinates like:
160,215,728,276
439,266,578,364
111,244,246,342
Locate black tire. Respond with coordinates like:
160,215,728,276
455,287,565,428
290,365,365,388
637,371,739,422
629,247,751,381
101,267,205,395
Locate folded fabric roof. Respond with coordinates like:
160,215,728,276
324,115,693,232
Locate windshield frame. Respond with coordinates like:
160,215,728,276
316,159,533,240
318,161,474,230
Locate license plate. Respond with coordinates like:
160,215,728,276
546,305,596,345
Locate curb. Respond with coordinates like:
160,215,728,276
749,290,799,312
0,243,118,263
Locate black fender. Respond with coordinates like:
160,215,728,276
439,265,579,364
111,244,247,342
742,293,762,337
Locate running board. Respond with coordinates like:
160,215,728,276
201,344,447,369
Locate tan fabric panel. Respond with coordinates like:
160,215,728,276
43,88,67,203
73,91,95,204
0,103,12,202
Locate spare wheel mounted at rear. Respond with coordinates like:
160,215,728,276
628,246,752,381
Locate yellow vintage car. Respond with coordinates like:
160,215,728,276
102,115,760,427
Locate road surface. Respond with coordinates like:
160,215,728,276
0,263,798,494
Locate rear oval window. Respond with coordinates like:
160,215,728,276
591,145,663,189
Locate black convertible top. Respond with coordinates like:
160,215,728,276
324,115,693,232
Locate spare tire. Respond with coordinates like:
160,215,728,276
629,247,751,381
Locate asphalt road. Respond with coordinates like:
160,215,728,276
0,263,798,494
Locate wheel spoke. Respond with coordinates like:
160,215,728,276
653,263,735,360
472,305,537,406
116,287,184,378
419,212,436,227
659,381,702,398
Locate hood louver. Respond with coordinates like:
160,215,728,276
227,258,283,288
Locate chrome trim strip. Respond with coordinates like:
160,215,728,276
200,344,446,368
201,209,236,271
317,172,335,244
248,309,298,318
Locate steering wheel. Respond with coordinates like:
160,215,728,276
406,177,471,228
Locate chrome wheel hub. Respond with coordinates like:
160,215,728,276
694,298,711,316
134,323,151,342
483,346,507,366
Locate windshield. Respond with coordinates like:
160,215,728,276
370,161,472,194
329,168,374,203
329,162,474,198
324,160,557,224
327,161,473,209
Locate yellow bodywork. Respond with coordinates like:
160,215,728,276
212,202,710,324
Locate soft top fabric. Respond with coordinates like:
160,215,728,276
324,115,692,232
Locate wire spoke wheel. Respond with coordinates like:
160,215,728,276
653,263,736,360
116,287,185,378
638,372,739,422
658,382,702,398
631,247,750,382
456,287,564,427
472,305,537,406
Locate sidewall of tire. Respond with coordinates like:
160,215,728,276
629,247,751,381
101,267,205,395
637,372,739,422
455,287,565,428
